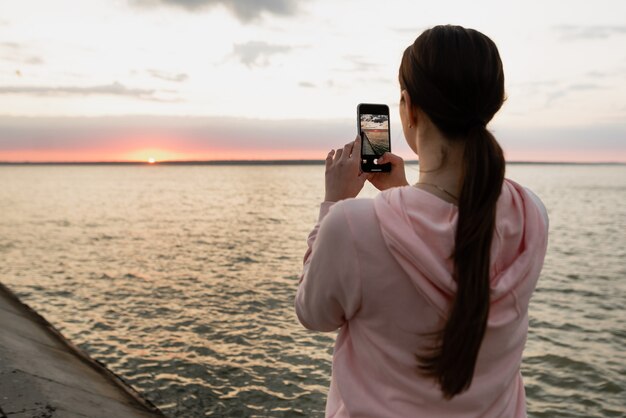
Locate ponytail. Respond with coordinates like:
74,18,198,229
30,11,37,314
418,125,505,398
401,25,507,398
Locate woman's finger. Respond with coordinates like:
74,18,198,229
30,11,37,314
335,148,343,160
378,152,402,165
342,141,354,159
354,134,361,153
359,170,372,181
325,149,335,168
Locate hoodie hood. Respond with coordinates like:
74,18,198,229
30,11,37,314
373,179,548,325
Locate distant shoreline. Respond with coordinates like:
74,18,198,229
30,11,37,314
0,160,624,166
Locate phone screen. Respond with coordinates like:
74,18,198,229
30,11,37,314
358,103,391,172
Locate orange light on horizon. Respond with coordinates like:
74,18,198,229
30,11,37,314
122,148,198,163
121,147,331,162
1,145,624,163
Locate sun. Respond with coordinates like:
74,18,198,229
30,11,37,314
148,157,156,164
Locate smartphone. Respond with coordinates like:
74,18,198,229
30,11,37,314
357,103,391,172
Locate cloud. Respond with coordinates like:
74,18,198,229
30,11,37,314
0,42,20,49
584,68,626,79
232,41,293,67
0,81,177,102
299,80,336,89
0,115,626,163
554,25,626,40
0,115,624,162
0,42,44,65
334,55,382,73
130,0,300,22
495,122,626,161
22,56,44,65
546,83,605,104
0,115,356,154
586,70,607,78
147,69,189,82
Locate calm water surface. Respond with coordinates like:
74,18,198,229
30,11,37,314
0,164,624,417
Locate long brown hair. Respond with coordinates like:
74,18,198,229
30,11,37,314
399,25,506,398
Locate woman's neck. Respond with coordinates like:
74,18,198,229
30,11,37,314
416,133,464,201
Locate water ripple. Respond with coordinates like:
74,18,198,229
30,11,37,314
0,164,624,417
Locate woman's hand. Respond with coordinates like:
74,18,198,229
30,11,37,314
367,152,409,191
325,135,370,202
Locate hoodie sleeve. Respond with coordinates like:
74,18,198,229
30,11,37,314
295,200,362,332
524,187,549,229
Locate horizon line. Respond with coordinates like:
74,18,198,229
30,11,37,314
0,159,625,166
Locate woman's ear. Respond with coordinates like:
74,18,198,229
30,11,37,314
401,90,417,127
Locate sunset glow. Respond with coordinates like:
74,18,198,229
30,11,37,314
122,148,195,163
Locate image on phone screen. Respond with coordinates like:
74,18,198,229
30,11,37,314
360,113,390,156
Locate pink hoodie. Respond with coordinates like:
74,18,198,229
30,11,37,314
295,179,549,417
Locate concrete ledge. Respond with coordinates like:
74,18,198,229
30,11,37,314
0,282,166,418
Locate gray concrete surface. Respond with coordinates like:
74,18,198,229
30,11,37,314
0,282,165,418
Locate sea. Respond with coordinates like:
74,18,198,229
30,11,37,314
0,163,624,417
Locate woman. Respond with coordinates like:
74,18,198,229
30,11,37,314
295,25,549,417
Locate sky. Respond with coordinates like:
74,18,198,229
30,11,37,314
0,0,625,162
